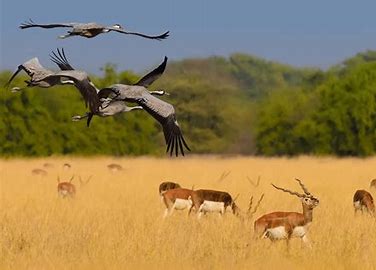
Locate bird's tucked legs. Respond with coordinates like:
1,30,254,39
72,113,89,121
11,86,24,93
58,33,73,39
149,90,170,96
128,106,143,112
61,79,75,85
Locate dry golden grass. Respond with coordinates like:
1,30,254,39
1,156,376,270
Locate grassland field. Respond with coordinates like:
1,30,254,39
1,156,376,270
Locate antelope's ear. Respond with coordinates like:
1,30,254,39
57,175,60,183
69,175,74,183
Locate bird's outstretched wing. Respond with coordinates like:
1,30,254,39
5,58,49,88
134,57,168,87
19,19,75,29
49,48,75,71
110,28,169,41
41,70,100,113
136,93,190,157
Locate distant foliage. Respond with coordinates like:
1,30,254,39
1,50,376,156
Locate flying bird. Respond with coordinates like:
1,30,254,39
5,57,72,92
98,57,191,157
20,19,170,40
50,49,167,126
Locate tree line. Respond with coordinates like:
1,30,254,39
1,50,376,156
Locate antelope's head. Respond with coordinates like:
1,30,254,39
272,178,319,210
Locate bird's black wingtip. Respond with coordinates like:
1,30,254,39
86,113,94,127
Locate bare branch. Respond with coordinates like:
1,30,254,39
247,175,261,187
250,194,264,215
217,170,231,182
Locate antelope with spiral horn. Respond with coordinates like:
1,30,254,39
254,179,319,247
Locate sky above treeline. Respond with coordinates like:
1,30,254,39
1,0,376,74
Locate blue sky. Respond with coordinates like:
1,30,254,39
1,0,376,74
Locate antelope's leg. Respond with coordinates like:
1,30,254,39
302,235,312,249
163,208,169,218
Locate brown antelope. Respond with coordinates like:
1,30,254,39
107,163,123,172
189,189,240,218
161,188,194,218
370,179,376,190
159,181,181,196
353,190,375,215
254,179,319,247
32,168,48,176
57,176,76,198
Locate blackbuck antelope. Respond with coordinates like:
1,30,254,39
159,181,181,196
254,179,319,247
107,163,123,172
353,190,375,215
189,189,240,218
161,188,194,218
57,176,76,198
32,168,48,176
370,179,376,190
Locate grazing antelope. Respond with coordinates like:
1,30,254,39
107,163,123,172
57,176,76,198
254,179,319,247
32,168,48,176
353,190,375,215
63,163,71,170
189,189,240,218
161,188,194,218
159,181,181,196
370,179,376,190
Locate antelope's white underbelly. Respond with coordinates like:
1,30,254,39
199,201,225,213
59,190,68,195
265,225,307,240
353,201,361,210
292,226,307,237
173,198,192,210
265,226,288,240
